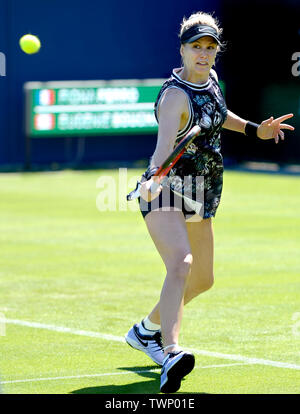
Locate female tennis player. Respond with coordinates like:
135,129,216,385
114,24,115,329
125,11,294,393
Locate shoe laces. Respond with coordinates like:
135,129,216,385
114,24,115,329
152,331,163,349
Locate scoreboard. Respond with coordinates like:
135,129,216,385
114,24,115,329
24,79,164,137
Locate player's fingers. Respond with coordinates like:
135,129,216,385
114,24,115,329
279,130,284,141
278,124,295,131
148,177,163,199
275,134,279,144
274,113,294,123
140,179,159,202
261,116,273,125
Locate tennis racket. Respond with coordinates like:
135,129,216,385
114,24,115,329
127,124,201,201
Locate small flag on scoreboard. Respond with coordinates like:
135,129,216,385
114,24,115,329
38,89,56,106
34,114,55,130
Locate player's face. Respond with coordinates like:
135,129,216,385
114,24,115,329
181,36,218,78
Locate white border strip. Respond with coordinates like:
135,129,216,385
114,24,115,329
34,103,154,114
2,318,300,371
24,79,166,89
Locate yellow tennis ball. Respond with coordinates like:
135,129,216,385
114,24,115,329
19,34,41,54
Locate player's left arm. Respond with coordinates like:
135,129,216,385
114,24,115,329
222,110,295,144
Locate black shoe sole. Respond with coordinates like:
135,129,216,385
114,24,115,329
160,353,195,393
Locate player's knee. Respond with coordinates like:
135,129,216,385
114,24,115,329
167,253,193,281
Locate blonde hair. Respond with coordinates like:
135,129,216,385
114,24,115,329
179,12,224,51
180,12,222,37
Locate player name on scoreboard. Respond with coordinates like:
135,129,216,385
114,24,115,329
24,79,164,137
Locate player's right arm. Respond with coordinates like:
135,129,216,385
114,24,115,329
150,88,188,167
140,88,188,201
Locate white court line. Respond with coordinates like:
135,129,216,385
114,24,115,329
2,318,125,342
2,369,159,384
2,318,300,371
186,347,300,371
2,363,249,385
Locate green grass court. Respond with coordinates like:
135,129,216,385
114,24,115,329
0,169,299,394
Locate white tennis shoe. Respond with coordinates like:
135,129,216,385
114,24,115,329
125,323,164,366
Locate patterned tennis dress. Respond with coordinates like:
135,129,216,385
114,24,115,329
139,67,228,220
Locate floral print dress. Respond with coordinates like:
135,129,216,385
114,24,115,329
153,68,228,219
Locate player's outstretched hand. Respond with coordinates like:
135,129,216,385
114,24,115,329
257,113,295,144
140,177,163,202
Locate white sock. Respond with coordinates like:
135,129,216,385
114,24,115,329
163,344,181,354
139,316,160,335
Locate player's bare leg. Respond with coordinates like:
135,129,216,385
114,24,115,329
144,210,192,355
142,209,195,393
146,217,214,325
125,208,192,365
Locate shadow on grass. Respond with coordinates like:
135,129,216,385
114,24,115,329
71,365,208,394
71,365,160,394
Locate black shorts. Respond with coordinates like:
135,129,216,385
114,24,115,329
138,177,222,221
138,186,204,221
